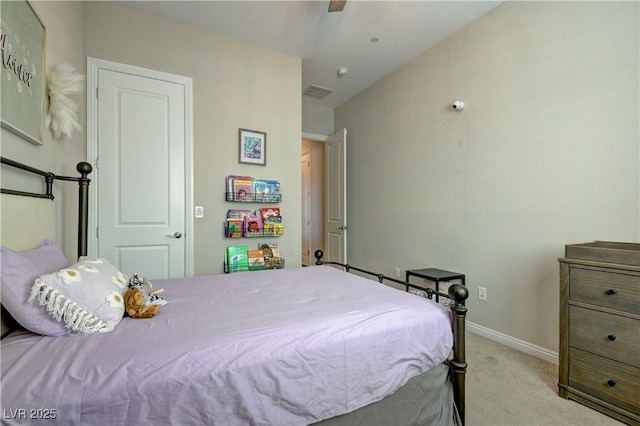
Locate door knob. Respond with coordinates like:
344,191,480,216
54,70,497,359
167,232,182,239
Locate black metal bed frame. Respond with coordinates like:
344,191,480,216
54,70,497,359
314,250,469,424
1,156,468,424
0,157,92,259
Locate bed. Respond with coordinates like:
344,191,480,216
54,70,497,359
0,157,468,426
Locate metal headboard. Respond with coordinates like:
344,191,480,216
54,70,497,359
0,157,92,258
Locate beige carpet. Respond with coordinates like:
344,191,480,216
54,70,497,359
465,332,624,426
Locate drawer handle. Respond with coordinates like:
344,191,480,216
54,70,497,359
606,289,617,295
607,334,616,341
607,379,616,387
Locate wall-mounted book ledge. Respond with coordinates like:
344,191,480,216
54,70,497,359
225,243,284,273
225,175,281,203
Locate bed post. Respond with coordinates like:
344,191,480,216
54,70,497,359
0,157,92,258
76,162,92,258
448,284,468,425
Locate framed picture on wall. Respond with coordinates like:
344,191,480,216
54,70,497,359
0,0,46,145
239,128,266,166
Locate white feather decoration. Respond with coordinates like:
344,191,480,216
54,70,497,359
46,62,84,140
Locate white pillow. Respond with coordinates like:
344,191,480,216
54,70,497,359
29,257,128,334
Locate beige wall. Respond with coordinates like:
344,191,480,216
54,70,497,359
302,103,334,137
83,3,302,275
335,1,639,352
1,1,86,261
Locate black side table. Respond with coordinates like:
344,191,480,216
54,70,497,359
406,268,466,302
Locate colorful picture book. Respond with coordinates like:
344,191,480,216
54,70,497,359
225,175,251,201
233,179,253,202
272,222,284,237
260,208,282,236
266,243,280,259
252,180,268,202
244,215,263,237
258,243,282,269
226,219,244,238
227,246,249,272
247,249,265,270
262,219,283,237
260,207,281,221
253,179,282,202
227,209,252,220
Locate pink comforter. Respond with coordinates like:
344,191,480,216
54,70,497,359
1,266,453,425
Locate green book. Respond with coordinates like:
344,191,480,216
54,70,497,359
227,246,249,272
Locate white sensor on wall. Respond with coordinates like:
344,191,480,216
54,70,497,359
452,100,465,111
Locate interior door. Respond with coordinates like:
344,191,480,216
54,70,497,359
301,150,311,266
96,66,187,279
324,128,347,264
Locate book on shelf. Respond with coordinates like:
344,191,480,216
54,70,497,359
260,207,281,221
244,215,263,237
258,243,281,268
226,175,252,200
227,209,252,220
272,222,284,236
227,246,249,272
262,216,282,236
233,179,253,202
261,179,281,202
253,179,281,202
252,179,268,202
260,208,282,236
262,222,274,237
267,243,280,259
247,249,265,270
226,219,244,238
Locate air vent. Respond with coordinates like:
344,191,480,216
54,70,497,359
303,85,334,100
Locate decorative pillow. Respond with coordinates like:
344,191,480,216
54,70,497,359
1,240,70,336
29,257,128,334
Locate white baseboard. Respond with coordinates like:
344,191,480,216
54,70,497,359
467,321,559,365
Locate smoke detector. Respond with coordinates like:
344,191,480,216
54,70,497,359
337,67,349,77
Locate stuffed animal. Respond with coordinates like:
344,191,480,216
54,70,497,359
125,273,166,319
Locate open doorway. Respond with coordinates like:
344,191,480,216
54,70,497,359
301,138,325,266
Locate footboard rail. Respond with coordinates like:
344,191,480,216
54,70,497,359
314,250,468,424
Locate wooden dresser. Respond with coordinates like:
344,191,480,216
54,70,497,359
559,241,640,425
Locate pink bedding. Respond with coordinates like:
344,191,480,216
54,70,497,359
1,266,453,425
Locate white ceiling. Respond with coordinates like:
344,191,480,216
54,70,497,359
118,1,503,108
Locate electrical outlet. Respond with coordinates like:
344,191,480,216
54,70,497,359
394,266,400,278
478,286,487,301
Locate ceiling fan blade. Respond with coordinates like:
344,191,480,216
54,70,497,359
328,0,347,13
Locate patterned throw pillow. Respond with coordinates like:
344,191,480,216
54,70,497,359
29,257,128,334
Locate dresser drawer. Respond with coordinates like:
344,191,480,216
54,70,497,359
569,305,640,367
570,267,640,314
569,347,640,415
